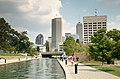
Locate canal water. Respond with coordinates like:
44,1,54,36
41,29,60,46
0,58,65,79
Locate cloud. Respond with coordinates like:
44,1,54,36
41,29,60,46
108,15,120,30
0,1,22,15
18,0,62,23
13,27,30,34
62,19,75,36
0,0,74,43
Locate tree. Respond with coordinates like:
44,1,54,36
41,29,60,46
76,39,79,43
0,18,12,52
63,36,80,55
107,29,120,42
37,46,40,52
107,29,120,60
0,18,33,54
90,28,113,64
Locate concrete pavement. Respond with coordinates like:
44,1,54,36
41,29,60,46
58,59,120,79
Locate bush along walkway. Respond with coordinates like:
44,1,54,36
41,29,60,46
58,59,120,79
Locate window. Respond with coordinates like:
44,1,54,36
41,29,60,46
93,25,97,26
93,26,97,29
102,22,106,24
93,22,97,24
89,23,92,24
98,25,101,26
98,22,101,24
98,27,101,29
103,24,106,26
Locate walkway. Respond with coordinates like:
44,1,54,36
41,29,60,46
58,59,120,79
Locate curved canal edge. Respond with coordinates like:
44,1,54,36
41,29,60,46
57,59,66,79
57,59,74,79
0,56,40,65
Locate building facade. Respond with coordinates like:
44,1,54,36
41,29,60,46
65,33,79,41
35,34,44,45
47,37,52,51
51,17,62,50
76,22,83,43
83,16,107,43
65,33,71,38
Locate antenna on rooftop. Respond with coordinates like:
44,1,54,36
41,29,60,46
95,9,98,16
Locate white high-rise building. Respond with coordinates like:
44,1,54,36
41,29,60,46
76,22,83,43
51,17,62,51
83,16,107,43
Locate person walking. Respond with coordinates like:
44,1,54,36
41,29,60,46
70,54,75,65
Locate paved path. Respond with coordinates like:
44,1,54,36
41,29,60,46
58,59,120,79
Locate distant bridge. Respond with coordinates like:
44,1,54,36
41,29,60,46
41,52,63,58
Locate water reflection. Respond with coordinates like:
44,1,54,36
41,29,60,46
0,58,65,79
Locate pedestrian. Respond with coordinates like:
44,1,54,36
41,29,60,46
76,56,79,65
70,54,75,65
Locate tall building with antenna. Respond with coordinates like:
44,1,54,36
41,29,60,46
51,17,62,51
83,10,107,43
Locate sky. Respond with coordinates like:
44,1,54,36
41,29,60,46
0,0,120,43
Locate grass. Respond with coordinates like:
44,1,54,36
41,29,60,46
82,60,120,77
0,53,29,59
0,53,23,56
93,65,120,77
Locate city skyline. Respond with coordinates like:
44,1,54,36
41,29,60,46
0,0,120,43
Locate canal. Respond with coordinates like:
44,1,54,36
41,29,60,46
0,58,65,79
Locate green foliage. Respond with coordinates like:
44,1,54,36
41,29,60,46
90,28,113,63
107,29,120,42
37,46,40,52
63,36,80,55
0,18,33,54
89,28,120,64
83,60,120,77
107,29,120,60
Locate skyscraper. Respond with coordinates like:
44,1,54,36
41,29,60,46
35,34,44,45
83,16,107,43
51,17,62,50
76,22,83,43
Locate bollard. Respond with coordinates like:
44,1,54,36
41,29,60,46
5,59,6,63
65,59,67,65
62,58,63,62
75,64,78,74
